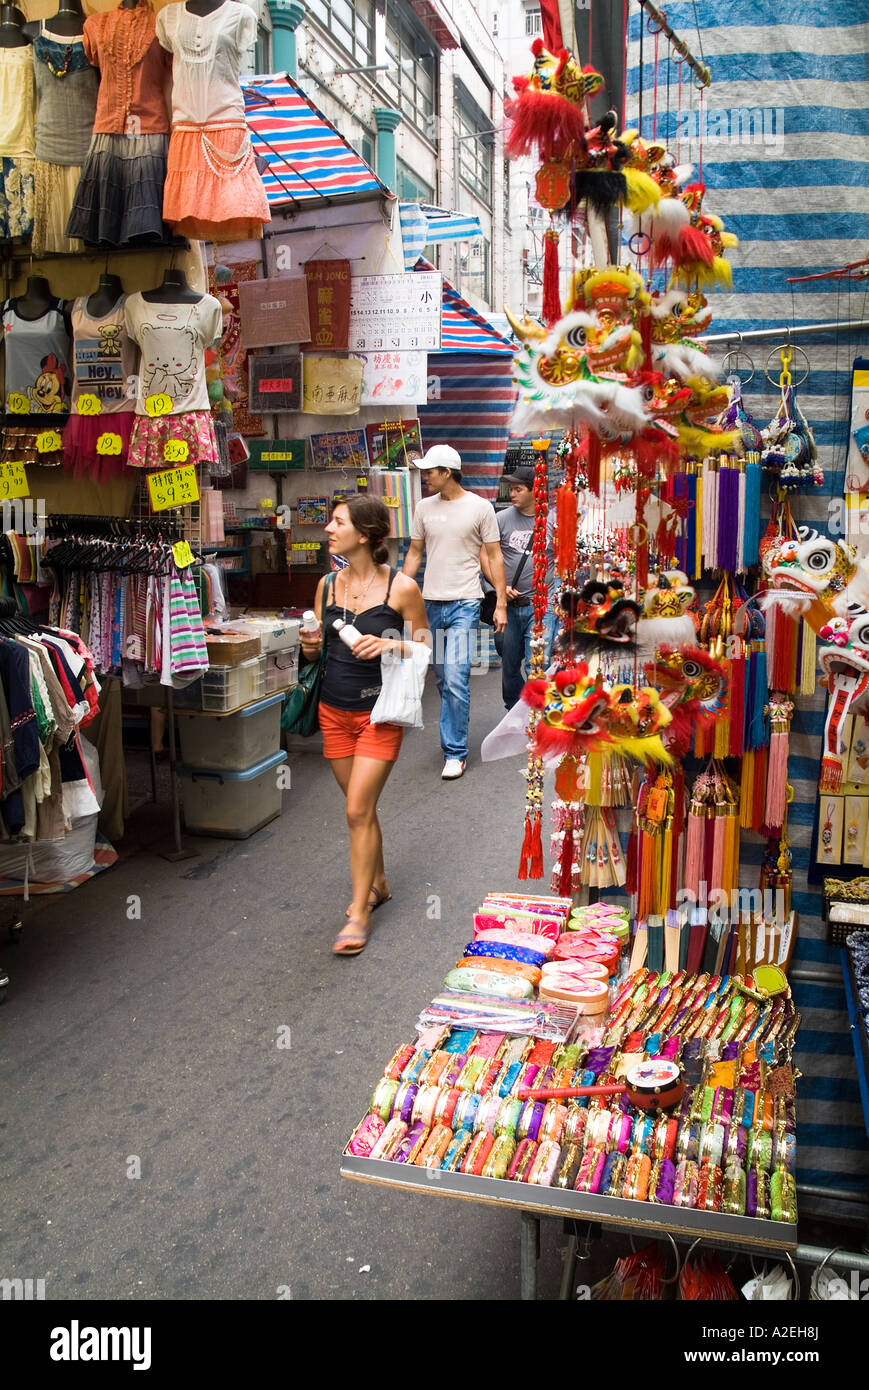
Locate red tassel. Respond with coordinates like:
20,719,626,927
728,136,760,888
555,482,577,572
728,657,746,756
518,811,533,880
819,756,843,792
557,819,574,896
529,812,544,879
640,310,653,369
752,746,768,832
586,430,602,497
542,228,562,326
771,613,796,692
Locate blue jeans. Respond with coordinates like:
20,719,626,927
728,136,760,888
425,599,480,762
495,606,560,709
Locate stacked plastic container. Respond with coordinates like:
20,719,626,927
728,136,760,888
176,690,288,838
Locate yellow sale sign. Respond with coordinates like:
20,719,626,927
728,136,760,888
147,464,199,512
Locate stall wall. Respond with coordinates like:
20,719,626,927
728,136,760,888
626,0,869,1192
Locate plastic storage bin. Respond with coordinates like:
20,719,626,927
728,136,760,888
178,749,288,838
266,649,298,693
176,691,285,772
201,653,267,712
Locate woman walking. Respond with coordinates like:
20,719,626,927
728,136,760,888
299,497,430,956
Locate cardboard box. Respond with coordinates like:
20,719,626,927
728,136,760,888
205,632,262,667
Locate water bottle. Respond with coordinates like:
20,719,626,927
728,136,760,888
332,618,362,650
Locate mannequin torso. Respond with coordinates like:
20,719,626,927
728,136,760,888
86,274,124,318
0,5,29,46
184,0,227,14
141,269,203,305
15,276,56,320
43,0,85,38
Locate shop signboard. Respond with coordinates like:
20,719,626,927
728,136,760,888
302,259,351,351
348,272,441,352
359,350,428,405
247,438,307,471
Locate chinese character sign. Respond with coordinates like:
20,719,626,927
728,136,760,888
359,350,428,405
303,259,351,352
301,356,364,416
348,272,442,352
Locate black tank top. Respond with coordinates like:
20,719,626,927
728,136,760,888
320,568,403,711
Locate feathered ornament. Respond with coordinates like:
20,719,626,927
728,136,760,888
606,684,674,767
554,577,640,656
505,40,604,163
635,572,697,659
522,662,614,757
645,643,728,757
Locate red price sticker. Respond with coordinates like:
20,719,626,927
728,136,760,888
146,464,200,513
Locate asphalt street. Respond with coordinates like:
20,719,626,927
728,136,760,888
0,664,586,1300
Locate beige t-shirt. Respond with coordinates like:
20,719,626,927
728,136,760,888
411,490,500,600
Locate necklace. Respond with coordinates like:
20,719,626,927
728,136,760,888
341,566,380,621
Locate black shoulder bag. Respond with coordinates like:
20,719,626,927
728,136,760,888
281,574,333,736
480,540,532,626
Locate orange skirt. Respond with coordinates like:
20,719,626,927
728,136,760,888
162,123,270,244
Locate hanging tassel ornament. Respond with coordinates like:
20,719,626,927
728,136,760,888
518,440,555,878
542,225,562,326
763,693,794,833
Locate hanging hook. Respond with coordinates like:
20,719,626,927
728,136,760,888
660,1232,681,1285
764,343,810,389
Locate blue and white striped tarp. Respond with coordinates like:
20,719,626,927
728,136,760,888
625,1,869,1195
399,204,484,270
244,74,389,206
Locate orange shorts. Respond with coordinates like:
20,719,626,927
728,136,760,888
319,701,404,762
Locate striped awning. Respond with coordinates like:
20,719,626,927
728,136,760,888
399,203,483,270
414,265,516,496
244,74,390,207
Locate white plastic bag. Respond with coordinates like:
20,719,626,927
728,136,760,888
370,641,431,728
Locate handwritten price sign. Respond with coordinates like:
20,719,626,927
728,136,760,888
147,464,199,512
0,462,29,499
145,393,173,418
163,439,189,464
96,432,123,455
7,392,29,415
36,430,63,454
76,393,102,417
172,540,195,569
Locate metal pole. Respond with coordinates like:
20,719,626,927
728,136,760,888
520,1211,539,1300
700,319,869,347
797,1183,869,1207
794,1243,869,1274
790,966,842,985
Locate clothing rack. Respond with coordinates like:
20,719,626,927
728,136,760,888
700,319,869,346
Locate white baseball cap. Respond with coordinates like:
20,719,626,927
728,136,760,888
415,444,462,471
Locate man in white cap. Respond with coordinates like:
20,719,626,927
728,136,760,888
402,445,507,779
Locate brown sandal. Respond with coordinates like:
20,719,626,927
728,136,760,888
345,886,392,918
333,917,370,956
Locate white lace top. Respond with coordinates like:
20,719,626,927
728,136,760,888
156,0,256,126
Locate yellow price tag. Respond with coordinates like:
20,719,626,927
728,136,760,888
163,439,189,464
356,476,367,486
0,462,29,499
145,393,173,418
36,429,63,454
172,540,195,568
76,393,102,417
382,495,400,508
96,432,123,456
147,464,199,512
8,392,29,415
